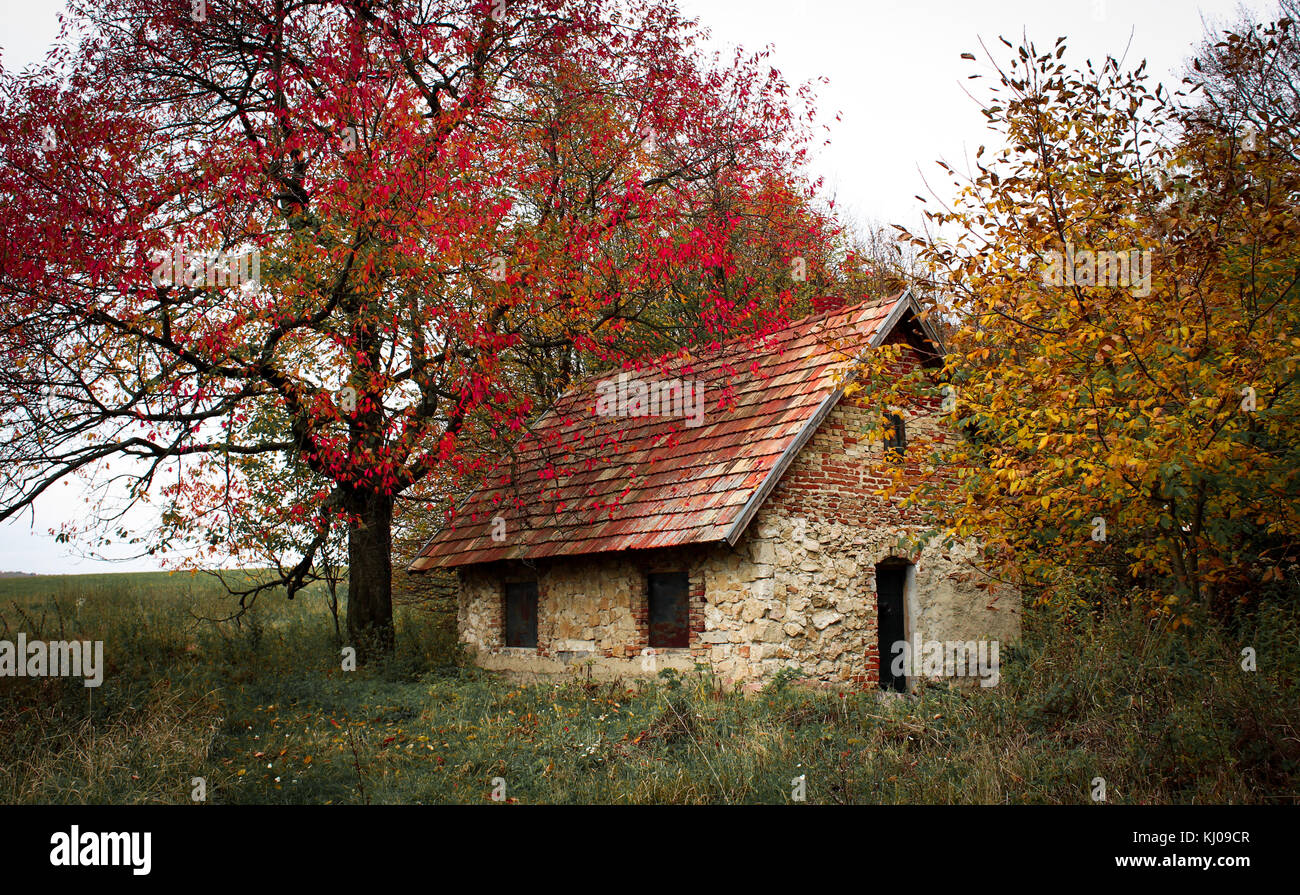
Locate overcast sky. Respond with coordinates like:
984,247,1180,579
0,0,1269,574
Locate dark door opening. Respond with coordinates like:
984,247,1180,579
504,581,539,648
875,562,908,691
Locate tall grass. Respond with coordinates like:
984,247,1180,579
0,572,1294,803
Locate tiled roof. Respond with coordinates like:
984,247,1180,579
410,291,919,570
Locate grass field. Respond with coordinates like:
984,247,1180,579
0,571,1296,804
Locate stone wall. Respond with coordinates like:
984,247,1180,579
457,551,710,679
688,385,1019,687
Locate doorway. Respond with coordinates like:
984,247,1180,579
875,561,910,691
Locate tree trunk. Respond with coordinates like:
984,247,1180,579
345,490,395,663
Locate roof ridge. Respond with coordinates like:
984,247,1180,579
564,290,904,391
668,290,903,362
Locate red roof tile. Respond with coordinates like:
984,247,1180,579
410,291,919,570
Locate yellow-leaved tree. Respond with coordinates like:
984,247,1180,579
860,22,1300,624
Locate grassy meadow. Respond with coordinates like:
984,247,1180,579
0,571,1296,804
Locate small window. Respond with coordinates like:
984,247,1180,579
884,412,906,458
647,572,690,648
504,581,538,648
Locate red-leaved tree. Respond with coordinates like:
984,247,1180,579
0,0,838,658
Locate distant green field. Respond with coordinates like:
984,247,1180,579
1,571,1297,804
0,569,221,598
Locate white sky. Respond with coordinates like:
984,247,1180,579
0,0,1269,573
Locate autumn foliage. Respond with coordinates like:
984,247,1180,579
870,21,1300,623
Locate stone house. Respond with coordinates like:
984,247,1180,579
409,291,1018,688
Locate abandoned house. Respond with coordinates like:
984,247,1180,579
409,290,1019,688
